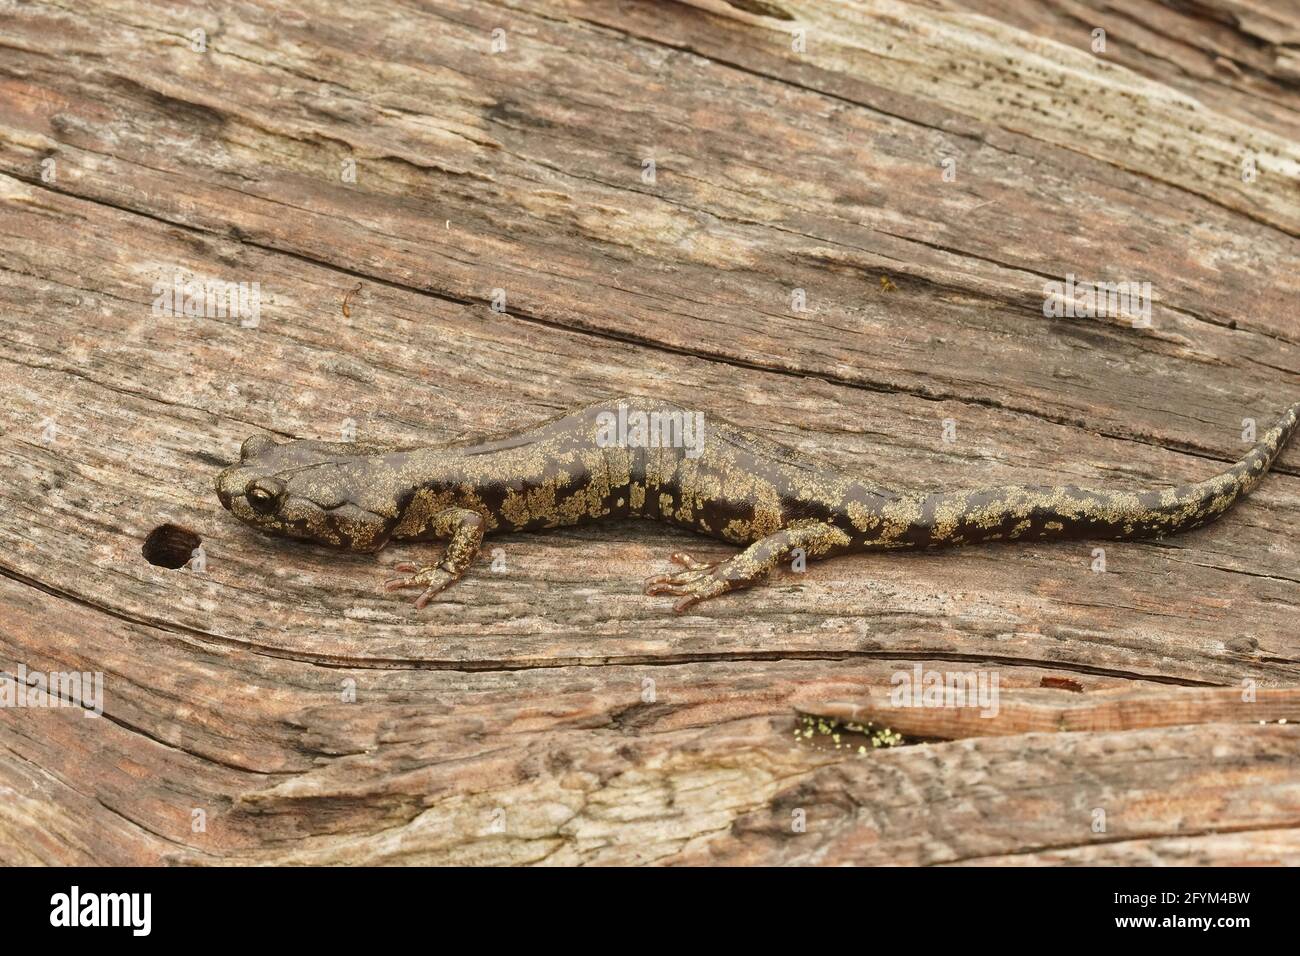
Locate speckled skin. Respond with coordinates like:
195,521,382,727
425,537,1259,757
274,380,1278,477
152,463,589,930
215,397,1300,612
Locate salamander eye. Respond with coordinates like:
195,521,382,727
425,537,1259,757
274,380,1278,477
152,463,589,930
245,479,285,515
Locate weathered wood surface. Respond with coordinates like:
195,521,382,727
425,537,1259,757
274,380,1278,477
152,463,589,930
0,0,1297,865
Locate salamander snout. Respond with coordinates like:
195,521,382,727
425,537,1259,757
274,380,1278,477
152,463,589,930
214,468,235,510
215,433,283,511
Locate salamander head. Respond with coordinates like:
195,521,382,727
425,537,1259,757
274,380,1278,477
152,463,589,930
215,434,394,551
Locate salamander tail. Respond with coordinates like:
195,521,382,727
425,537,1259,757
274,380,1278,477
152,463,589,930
1214,400,1300,500
1049,400,1299,540
1058,400,1300,540
878,402,1299,548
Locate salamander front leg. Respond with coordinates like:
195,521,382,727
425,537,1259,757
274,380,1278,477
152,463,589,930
644,521,850,613
383,508,485,608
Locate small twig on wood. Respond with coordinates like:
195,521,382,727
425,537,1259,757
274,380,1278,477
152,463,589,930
342,282,363,318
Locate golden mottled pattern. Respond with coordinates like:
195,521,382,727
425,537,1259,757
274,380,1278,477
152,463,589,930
215,398,1300,612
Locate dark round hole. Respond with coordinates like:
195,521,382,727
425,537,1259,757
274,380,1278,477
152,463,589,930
142,523,202,569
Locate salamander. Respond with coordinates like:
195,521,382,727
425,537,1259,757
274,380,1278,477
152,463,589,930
215,397,1299,612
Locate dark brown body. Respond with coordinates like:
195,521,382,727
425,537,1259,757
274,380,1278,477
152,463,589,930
217,397,1300,611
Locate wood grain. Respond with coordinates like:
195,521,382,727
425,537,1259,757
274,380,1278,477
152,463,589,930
0,0,1296,865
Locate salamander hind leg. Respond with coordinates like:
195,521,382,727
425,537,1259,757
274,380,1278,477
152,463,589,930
644,521,850,613
383,507,485,608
